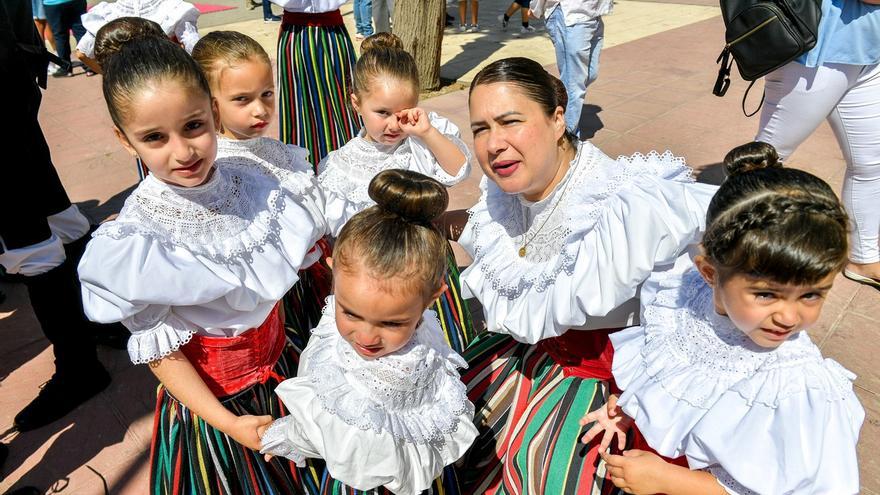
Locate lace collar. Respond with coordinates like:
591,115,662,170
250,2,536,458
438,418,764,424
113,0,184,16
638,268,856,408
464,142,693,298
318,133,415,205
307,297,471,446
93,157,308,264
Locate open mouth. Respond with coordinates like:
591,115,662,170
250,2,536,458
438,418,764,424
176,158,203,175
355,342,384,356
491,160,519,177
760,328,792,340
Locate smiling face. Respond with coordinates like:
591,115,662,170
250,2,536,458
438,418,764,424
351,76,418,145
696,256,836,348
333,263,440,359
212,58,275,140
115,79,219,187
469,82,571,202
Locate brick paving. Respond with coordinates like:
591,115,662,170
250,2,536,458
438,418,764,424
1,2,878,493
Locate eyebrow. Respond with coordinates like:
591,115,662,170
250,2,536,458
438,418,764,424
132,109,206,136
471,111,524,127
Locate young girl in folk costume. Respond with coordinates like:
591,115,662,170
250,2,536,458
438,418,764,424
260,170,478,495
193,30,333,344
77,38,327,493
455,57,717,494
271,0,361,170
77,0,200,71
583,142,864,495
319,33,475,353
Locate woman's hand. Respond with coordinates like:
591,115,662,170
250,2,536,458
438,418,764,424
579,394,633,451
227,414,274,451
601,450,670,495
397,107,434,138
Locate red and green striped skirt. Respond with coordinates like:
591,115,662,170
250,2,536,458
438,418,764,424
432,246,478,354
455,331,628,495
277,10,361,171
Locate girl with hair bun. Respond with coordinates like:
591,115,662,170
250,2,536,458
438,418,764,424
260,169,477,495
458,56,716,494
585,142,864,494
78,37,328,493
319,32,475,355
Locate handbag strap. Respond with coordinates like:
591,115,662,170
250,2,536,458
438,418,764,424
741,79,765,117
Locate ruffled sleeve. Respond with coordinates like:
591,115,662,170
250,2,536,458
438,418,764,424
177,21,200,53
459,146,716,343
77,2,114,58
407,112,471,186
316,146,374,238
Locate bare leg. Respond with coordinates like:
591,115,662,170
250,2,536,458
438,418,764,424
459,1,466,26
34,18,56,51
472,0,479,25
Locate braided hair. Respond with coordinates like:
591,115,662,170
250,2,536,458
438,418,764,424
702,142,849,285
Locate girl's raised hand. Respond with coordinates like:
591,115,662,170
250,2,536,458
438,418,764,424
600,450,669,495
228,414,275,451
396,107,433,138
579,394,633,451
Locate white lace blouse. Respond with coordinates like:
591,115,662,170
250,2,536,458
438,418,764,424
260,296,477,495
458,142,717,343
267,0,347,13
317,112,471,237
78,139,328,364
77,0,201,57
611,266,865,495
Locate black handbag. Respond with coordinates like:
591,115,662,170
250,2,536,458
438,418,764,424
713,0,823,116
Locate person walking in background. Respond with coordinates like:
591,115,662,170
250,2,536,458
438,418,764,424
31,0,56,72
530,0,612,136
352,0,372,40
498,0,535,35
262,0,281,22
756,0,880,291
458,0,479,32
372,0,392,33
42,0,86,76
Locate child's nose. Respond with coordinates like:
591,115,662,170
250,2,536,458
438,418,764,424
773,304,799,328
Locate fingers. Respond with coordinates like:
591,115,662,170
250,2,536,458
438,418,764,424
617,429,628,451
579,411,601,426
599,429,616,453
580,422,606,445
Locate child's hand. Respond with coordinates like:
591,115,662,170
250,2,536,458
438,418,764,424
397,107,434,138
579,394,633,452
228,414,274,451
600,450,670,495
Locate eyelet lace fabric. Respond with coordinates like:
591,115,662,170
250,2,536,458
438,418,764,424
261,416,307,466
93,150,321,266
626,268,857,410
318,137,412,210
306,301,472,446
465,142,693,299
707,467,759,495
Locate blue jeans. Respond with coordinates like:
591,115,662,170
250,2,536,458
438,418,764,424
43,0,87,64
353,0,374,36
545,7,604,135
262,0,275,19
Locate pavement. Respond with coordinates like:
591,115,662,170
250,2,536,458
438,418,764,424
1,1,878,493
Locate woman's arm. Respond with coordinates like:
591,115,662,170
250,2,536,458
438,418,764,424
148,350,273,450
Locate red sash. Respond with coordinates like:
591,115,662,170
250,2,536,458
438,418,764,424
180,303,286,397
282,10,343,27
538,328,616,382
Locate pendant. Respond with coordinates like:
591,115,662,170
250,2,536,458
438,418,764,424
518,246,526,257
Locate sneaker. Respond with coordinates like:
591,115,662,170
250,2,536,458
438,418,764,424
355,32,365,41
46,62,59,75
14,367,111,432
497,14,508,30
457,24,467,32
520,25,536,34
467,24,480,32
263,14,281,22
51,67,73,78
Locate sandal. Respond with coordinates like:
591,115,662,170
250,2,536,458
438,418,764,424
843,269,880,292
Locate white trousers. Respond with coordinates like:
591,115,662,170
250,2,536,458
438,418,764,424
756,61,880,264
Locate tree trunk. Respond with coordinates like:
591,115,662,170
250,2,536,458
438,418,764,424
392,0,445,91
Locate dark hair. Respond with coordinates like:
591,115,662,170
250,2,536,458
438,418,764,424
469,57,577,147
703,142,849,285
102,36,212,130
334,169,448,298
192,30,271,89
353,33,419,97
94,17,167,70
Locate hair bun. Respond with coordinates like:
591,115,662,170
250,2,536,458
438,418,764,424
368,169,448,224
361,32,405,52
723,141,782,176
95,17,166,70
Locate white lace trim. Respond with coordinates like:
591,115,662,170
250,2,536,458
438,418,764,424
636,268,857,409
83,0,199,34
93,151,319,266
127,322,194,365
708,467,759,495
465,143,693,299
307,301,472,446
261,416,307,466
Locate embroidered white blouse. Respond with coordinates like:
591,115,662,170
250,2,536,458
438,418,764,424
267,0,348,13
78,138,328,365
77,0,201,56
260,296,477,495
458,141,716,344
317,112,471,237
611,266,865,495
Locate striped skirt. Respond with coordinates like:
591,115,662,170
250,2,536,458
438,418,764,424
283,239,334,346
433,246,478,354
277,12,361,170
455,332,627,495
149,343,307,494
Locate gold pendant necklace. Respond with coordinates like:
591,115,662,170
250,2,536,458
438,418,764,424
518,150,580,258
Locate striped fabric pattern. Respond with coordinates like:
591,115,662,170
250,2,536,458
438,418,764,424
277,23,361,170
150,344,308,495
283,240,334,346
433,247,478,354
456,332,626,495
